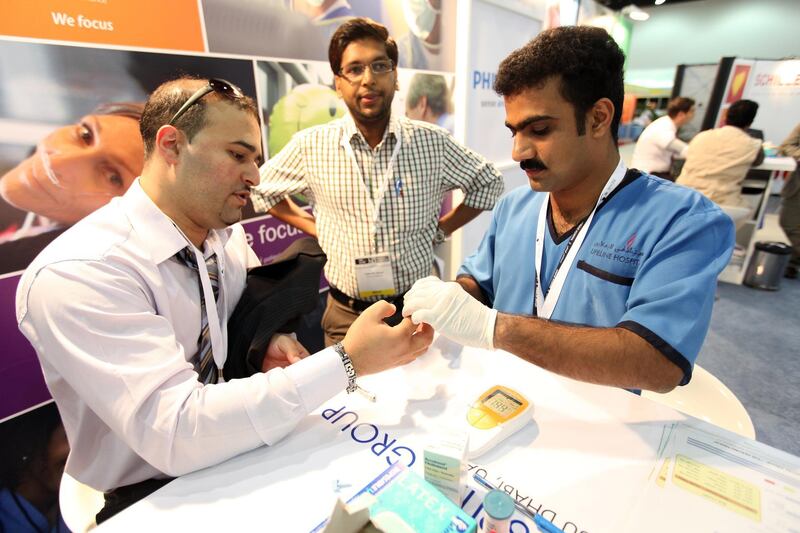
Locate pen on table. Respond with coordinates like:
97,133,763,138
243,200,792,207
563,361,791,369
472,473,563,533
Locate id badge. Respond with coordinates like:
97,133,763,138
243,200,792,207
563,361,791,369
354,253,396,298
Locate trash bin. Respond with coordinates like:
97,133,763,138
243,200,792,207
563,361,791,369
744,241,792,291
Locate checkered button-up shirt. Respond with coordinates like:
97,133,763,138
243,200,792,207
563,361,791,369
252,113,503,301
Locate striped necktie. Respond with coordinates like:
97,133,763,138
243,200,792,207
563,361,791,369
176,246,220,384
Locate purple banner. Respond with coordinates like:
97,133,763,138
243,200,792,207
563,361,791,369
0,274,50,421
242,214,309,264
0,214,313,421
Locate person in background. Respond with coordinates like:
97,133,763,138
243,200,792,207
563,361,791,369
778,122,800,279
402,26,734,394
405,73,454,133
253,18,503,346
676,99,763,228
632,100,657,129
631,96,695,180
0,403,70,532
16,76,433,523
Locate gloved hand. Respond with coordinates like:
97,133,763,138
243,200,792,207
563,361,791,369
402,276,497,350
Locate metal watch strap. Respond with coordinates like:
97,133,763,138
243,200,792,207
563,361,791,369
433,227,446,245
333,342,358,394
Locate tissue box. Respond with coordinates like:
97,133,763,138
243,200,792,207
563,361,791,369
318,462,476,533
424,429,469,505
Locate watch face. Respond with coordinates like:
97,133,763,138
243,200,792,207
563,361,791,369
434,229,446,244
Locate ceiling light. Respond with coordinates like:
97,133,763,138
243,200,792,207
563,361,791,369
655,0,666,5
623,4,650,20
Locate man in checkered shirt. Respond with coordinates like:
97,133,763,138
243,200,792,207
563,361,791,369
252,18,503,346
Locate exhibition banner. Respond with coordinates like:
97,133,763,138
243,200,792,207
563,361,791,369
742,59,800,146
713,59,754,128
201,0,457,73
0,40,258,420
0,0,205,51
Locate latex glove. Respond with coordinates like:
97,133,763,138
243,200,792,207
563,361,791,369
343,301,434,377
402,276,497,350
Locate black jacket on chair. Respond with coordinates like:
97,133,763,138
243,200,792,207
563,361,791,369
224,237,326,380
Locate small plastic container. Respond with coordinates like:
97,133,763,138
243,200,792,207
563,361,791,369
482,489,515,533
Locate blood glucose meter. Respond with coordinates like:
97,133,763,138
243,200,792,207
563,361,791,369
465,385,532,459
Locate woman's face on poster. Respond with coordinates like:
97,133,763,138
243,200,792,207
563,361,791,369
0,113,144,225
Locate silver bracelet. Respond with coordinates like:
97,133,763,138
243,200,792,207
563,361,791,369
333,342,358,394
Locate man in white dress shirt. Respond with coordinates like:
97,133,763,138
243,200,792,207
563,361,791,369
15,77,433,522
631,96,695,180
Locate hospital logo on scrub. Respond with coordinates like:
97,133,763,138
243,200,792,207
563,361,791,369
589,235,643,268
625,232,637,252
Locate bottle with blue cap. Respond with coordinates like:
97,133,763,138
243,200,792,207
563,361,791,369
482,489,514,533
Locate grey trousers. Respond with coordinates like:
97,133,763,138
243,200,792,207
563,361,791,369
321,293,404,347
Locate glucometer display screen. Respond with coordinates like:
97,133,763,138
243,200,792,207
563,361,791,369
482,390,522,416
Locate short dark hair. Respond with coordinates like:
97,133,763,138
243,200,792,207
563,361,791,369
328,17,399,75
406,74,452,115
494,26,625,142
140,77,258,159
726,99,759,128
666,97,695,118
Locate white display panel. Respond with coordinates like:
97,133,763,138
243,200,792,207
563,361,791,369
743,59,800,146
465,0,542,164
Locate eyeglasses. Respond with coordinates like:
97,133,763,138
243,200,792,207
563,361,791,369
338,60,395,83
168,78,244,125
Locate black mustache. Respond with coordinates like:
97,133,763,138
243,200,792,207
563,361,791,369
520,158,547,171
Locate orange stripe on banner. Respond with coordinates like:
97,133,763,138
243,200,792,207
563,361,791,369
0,0,204,51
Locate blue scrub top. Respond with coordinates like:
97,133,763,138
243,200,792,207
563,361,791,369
459,170,734,384
0,488,70,532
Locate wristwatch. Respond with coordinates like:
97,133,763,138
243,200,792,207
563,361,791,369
433,227,447,245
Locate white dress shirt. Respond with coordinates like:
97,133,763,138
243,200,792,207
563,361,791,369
631,115,686,173
16,180,346,491
253,113,503,300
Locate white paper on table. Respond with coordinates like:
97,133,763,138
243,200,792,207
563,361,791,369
621,420,800,532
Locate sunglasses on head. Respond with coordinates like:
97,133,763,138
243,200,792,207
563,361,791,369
168,78,244,125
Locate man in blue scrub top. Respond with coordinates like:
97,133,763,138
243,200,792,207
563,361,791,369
403,26,734,393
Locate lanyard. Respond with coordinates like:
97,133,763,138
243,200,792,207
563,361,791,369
534,160,627,319
173,225,228,378
342,123,402,251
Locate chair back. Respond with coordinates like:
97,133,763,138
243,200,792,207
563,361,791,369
719,204,752,230
59,472,104,532
642,364,756,439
